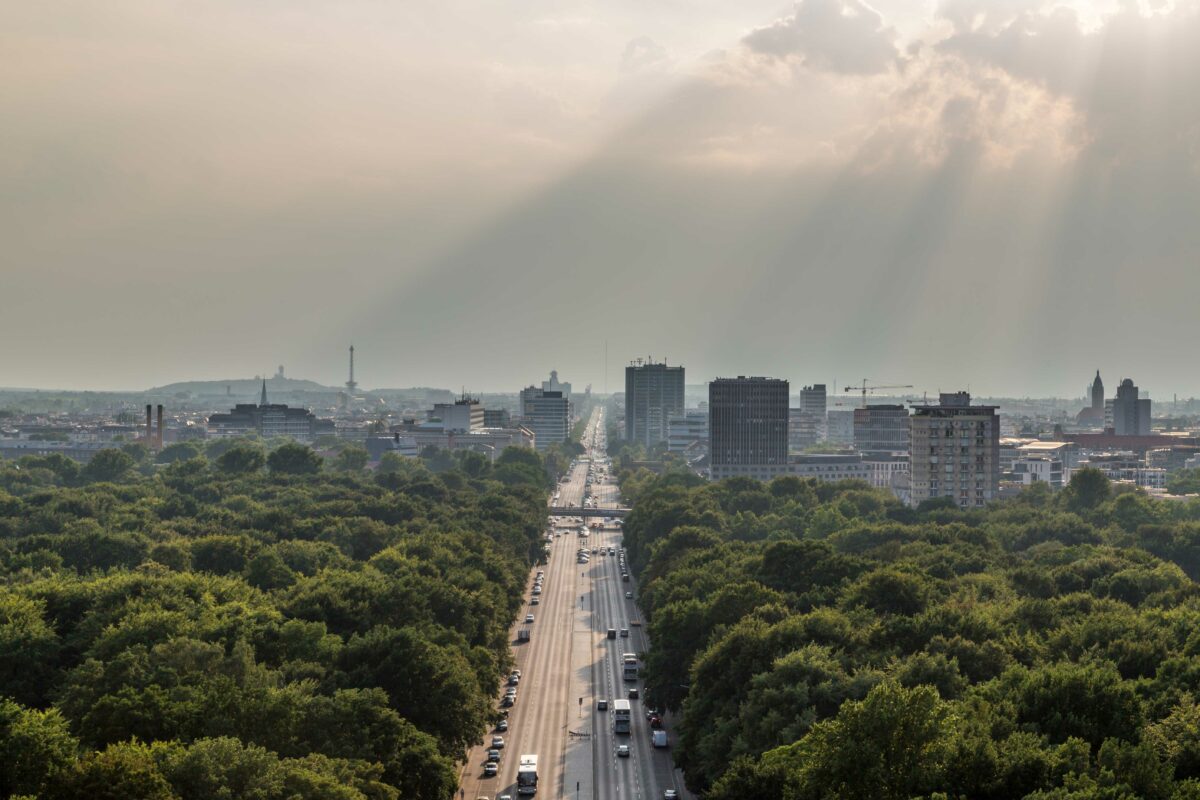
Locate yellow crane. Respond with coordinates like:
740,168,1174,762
850,379,914,408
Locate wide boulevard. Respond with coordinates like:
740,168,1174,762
458,408,689,800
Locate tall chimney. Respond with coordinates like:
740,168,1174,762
156,405,164,450
145,405,152,445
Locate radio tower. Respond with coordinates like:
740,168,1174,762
345,345,358,395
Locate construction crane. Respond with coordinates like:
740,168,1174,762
850,379,914,408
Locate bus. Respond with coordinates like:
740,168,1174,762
613,699,632,734
517,754,538,795
622,653,638,682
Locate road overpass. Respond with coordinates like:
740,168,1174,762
549,506,630,518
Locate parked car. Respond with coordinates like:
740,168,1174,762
496,719,508,732
492,736,505,749
487,749,500,762
484,762,498,777
525,614,535,623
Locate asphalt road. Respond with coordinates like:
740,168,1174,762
458,408,689,800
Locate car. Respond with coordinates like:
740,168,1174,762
628,688,639,700
625,591,633,599
532,587,541,595
597,698,608,711
500,696,513,707
508,675,519,686
505,689,517,699
620,628,629,637
484,762,498,777
496,719,508,732
525,614,535,623
607,628,616,639
492,736,505,749
664,791,679,799
487,749,500,762
499,796,513,800
530,597,539,605
511,669,522,677
617,745,630,758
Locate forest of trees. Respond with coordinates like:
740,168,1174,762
619,466,1200,800
0,440,552,800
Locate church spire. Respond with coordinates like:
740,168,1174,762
261,378,268,406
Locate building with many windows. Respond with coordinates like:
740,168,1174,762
1106,378,1152,436
520,388,569,451
789,384,827,451
853,404,910,454
207,380,326,442
667,409,708,455
708,377,789,481
625,360,685,449
910,392,1000,509
430,396,484,432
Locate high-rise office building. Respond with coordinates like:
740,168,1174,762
910,392,1000,509
853,404,910,453
789,384,827,450
430,396,484,432
708,377,790,481
1106,378,1152,435
625,361,685,448
521,388,569,451
825,409,855,445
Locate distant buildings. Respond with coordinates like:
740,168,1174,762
430,396,484,432
1107,378,1152,436
787,453,870,483
909,392,1000,509
520,388,569,451
853,404,910,454
667,409,708,455
1077,370,1105,425
789,383,827,451
542,370,572,401
625,360,685,449
825,409,855,445
207,381,330,442
708,377,790,481
483,409,511,428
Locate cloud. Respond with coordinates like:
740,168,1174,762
743,0,900,74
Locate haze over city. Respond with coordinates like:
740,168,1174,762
6,1,1200,395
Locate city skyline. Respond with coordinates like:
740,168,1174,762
5,2,1200,395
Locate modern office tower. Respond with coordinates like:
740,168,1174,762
800,384,827,415
521,389,569,450
789,383,827,450
708,377,790,481
853,404,911,453
910,392,1000,509
825,409,855,445
430,396,484,432
1107,378,1152,435
625,360,685,448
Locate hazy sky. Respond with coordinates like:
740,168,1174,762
4,0,1200,398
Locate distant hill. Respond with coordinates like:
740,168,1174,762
149,376,338,395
